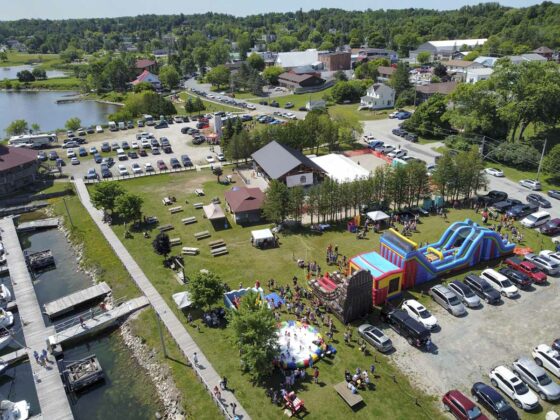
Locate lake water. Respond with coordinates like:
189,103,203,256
0,65,67,80
0,228,158,419
0,91,119,133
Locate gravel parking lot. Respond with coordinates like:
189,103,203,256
382,272,560,414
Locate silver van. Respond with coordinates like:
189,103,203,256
429,284,466,316
513,357,560,401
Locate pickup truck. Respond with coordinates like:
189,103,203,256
490,199,522,214
380,306,431,349
477,190,508,206
505,256,547,284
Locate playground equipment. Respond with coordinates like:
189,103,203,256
223,287,268,310
284,391,306,415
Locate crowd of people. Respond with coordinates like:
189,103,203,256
344,366,375,394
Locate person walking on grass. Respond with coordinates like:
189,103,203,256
313,367,319,384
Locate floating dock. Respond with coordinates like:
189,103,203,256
1,348,28,365
16,218,59,232
44,282,111,318
63,354,104,392
25,249,55,270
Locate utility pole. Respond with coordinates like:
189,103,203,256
63,197,74,227
536,138,547,181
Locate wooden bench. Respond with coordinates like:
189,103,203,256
158,224,174,232
169,206,183,214
169,237,182,246
181,247,199,256
194,188,205,196
193,202,203,209
333,382,364,408
162,197,173,205
194,231,211,240
211,246,228,257
145,216,158,225
208,239,225,249
181,216,197,225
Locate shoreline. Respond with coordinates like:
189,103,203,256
0,88,124,106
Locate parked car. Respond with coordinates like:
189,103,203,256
480,269,519,298
95,125,103,133
396,111,412,120
485,168,504,177
101,157,114,167
206,155,215,163
448,280,481,308
524,253,559,276
36,151,47,162
491,199,523,214
387,149,407,159
526,193,551,208
121,141,130,150
392,128,407,137
152,147,161,155
401,299,438,330
144,162,154,172
376,145,395,154
138,149,147,157
404,133,418,142
131,163,142,174
101,142,111,152
429,284,466,316
519,179,542,190
284,102,294,109
181,155,193,167
116,148,127,161
533,344,560,378
512,357,560,402
170,158,181,169
111,142,119,151
553,339,560,352
380,307,431,348
101,166,112,178
470,382,519,420
155,121,168,129
547,190,560,200
357,324,393,353
63,141,79,149
66,148,76,158
70,157,80,165
478,190,508,206
128,151,138,159
506,204,539,219
540,250,560,266
93,153,102,164
489,365,539,410
78,147,87,157
117,165,128,176
505,256,547,284
540,218,560,236
87,126,95,134
157,160,167,170
84,168,98,180
497,267,532,289
464,274,502,304
442,389,488,420
521,211,551,228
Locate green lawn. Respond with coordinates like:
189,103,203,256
0,76,80,90
179,93,243,114
329,104,389,123
0,52,63,69
485,162,560,191
250,87,334,110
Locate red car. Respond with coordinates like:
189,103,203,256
442,390,488,420
156,160,168,170
505,257,547,284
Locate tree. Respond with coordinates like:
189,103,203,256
247,53,265,71
159,65,180,89
186,271,225,310
263,180,290,223
227,291,278,383
543,144,560,175
30,123,40,133
463,51,480,61
16,70,35,82
115,193,143,225
5,119,28,136
262,66,283,85
207,41,230,67
433,63,448,78
194,97,205,113
402,94,451,138
133,81,154,93
65,117,82,131
334,70,348,82
212,165,223,183
331,80,368,104
391,62,411,99
416,51,431,65
0,51,7,62
184,97,194,115
91,182,125,213
206,65,230,88
31,68,47,80
152,232,171,259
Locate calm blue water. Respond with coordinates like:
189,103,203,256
0,65,66,80
0,91,118,133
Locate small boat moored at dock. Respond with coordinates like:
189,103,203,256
0,399,29,420
63,354,104,392
0,285,12,308
0,310,13,329
0,330,13,352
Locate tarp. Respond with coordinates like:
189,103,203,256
366,210,390,221
172,291,192,309
203,203,226,220
251,228,274,242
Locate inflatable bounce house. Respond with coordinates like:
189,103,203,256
223,287,268,310
349,218,515,305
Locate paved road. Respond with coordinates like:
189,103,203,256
362,118,560,220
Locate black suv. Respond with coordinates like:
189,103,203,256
471,382,519,420
380,307,431,348
464,274,501,304
404,133,418,142
506,203,539,219
498,266,532,289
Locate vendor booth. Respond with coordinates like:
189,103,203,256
251,228,278,249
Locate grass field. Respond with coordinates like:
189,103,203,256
485,162,560,191
178,93,242,114
0,52,63,69
329,104,389,124
250,87,334,110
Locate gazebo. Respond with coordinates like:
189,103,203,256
251,228,277,249
203,203,228,230
366,210,390,222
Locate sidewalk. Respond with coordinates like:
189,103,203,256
73,179,250,420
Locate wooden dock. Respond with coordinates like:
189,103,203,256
1,348,28,365
0,217,74,420
48,296,149,347
16,218,59,232
44,282,111,318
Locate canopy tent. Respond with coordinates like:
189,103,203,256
172,291,192,309
203,203,226,220
251,228,274,243
366,210,390,222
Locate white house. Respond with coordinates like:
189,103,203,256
474,56,499,68
131,70,161,90
275,49,319,70
466,67,494,84
409,39,487,61
360,83,395,110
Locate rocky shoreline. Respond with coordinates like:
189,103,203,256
47,208,183,419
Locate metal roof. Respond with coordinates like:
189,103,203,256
251,141,322,180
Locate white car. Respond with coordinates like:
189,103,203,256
489,365,539,411
521,211,551,228
117,165,128,176
401,299,438,330
141,139,151,149
526,253,560,275
480,269,519,298
389,111,400,118
70,157,80,165
131,163,142,174
206,156,215,163
485,168,504,177
540,250,560,266
533,344,560,378
388,149,407,159
519,179,542,191
246,104,256,110
144,162,154,172
216,153,225,162
95,125,103,133
66,148,76,158
131,141,139,149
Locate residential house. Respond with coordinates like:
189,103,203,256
224,187,265,225
377,66,396,82
275,49,320,70
352,48,398,65
131,70,162,90
444,60,483,81
306,100,327,111
415,82,457,103
360,83,395,110
508,53,547,65
409,39,487,61
533,46,553,60
0,146,39,196
318,51,351,71
277,72,324,90
6,39,27,52
466,67,494,84
474,56,499,68
251,141,325,187
135,59,157,75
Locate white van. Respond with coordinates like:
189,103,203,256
116,148,127,161
96,125,104,133
118,121,126,130
480,268,518,298
108,121,117,131
521,211,551,228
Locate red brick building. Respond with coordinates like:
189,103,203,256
319,51,351,71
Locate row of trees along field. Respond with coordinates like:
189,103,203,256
263,148,487,224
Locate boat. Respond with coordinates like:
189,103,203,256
0,330,12,351
0,285,12,307
0,399,29,420
63,354,104,392
0,310,13,329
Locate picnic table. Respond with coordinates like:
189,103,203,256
169,206,183,213
193,202,203,209
158,224,174,232
333,382,364,408
211,246,228,257
208,239,225,249
162,197,173,205
145,216,158,224
181,216,197,225
170,237,182,246
194,230,211,240
194,189,205,196
181,247,199,256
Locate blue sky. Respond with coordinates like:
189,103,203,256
2,0,548,20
